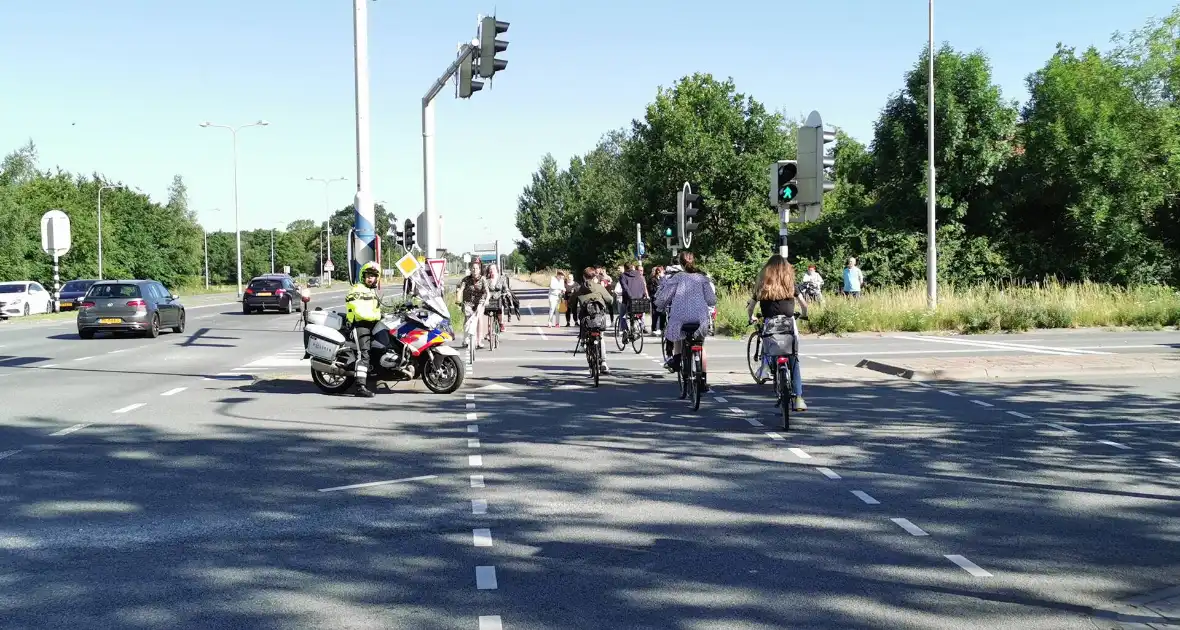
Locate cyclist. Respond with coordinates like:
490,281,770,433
574,266,613,375
345,262,383,398
654,251,715,381
456,259,488,348
619,262,649,333
485,263,513,334
746,254,808,412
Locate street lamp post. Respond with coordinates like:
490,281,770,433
926,0,938,310
200,120,270,298
96,184,123,280
306,176,347,287
202,209,221,289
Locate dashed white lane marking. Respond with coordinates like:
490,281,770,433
466,394,476,400
788,447,811,459
468,438,481,448
835,362,848,367
970,400,994,408
535,327,548,341
1157,457,1180,468
475,566,498,589
0,449,22,461
1098,439,1132,450
1045,422,1077,434
160,387,187,396
318,475,439,492
817,467,841,480
472,499,488,514
939,390,961,397
73,355,95,362
820,358,833,363
765,432,785,441
728,406,744,415
470,475,485,488
479,616,503,630
891,518,929,536
945,554,992,577
745,417,763,427
714,396,728,403
50,424,88,436
1006,410,1033,419
113,403,145,414
467,425,479,433
469,455,484,467
40,364,58,369
107,348,129,354
473,528,493,547
851,490,880,505
466,403,476,409
467,413,478,420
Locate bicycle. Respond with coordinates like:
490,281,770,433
754,314,803,430
461,303,479,367
614,298,648,354
484,304,502,351
675,322,707,411
574,304,609,388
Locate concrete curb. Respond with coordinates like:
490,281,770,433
855,358,1180,381
1090,584,1180,628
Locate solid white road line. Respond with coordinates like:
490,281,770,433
714,396,728,403
470,474,485,488
970,400,994,408
851,490,880,505
472,499,488,514
0,449,22,461
107,348,128,354
473,528,493,547
945,554,992,577
113,403,145,414
160,387,187,396
1157,457,1180,468
479,615,503,630
817,467,841,480
40,364,58,369
50,424,88,436
1006,410,1033,419
788,447,812,459
317,475,439,492
1098,439,1132,450
467,425,479,433
74,355,94,361
891,518,929,536
476,566,498,590
469,455,484,467
468,438,481,448
895,335,1108,356
535,327,548,341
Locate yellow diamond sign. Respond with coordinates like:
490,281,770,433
395,253,420,278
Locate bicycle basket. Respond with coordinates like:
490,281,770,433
760,315,797,356
627,298,651,315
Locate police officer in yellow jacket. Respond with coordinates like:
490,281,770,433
346,262,383,397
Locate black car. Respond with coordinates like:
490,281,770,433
243,274,302,314
57,279,99,311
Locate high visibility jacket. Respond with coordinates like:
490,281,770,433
345,283,381,323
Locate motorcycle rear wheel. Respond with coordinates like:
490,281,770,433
311,366,355,394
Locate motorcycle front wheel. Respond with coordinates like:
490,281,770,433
423,354,465,394
311,365,355,394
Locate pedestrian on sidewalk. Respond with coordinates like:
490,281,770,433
842,257,864,298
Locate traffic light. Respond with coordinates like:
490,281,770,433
676,182,702,249
477,16,509,79
457,54,483,98
769,160,799,208
403,218,416,250
388,216,403,250
796,110,837,222
660,208,676,244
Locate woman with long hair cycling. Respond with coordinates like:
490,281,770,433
747,254,808,411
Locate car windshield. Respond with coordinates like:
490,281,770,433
250,279,283,291
86,284,141,298
62,281,95,292
0,284,28,294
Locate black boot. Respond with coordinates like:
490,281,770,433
355,384,374,398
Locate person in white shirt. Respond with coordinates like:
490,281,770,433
548,272,566,327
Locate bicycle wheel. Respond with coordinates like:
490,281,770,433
614,317,626,351
690,352,702,411
590,337,601,388
746,331,766,384
678,353,689,399
488,315,498,351
632,319,644,354
779,363,792,430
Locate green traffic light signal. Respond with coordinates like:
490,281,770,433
663,227,673,237
780,183,798,201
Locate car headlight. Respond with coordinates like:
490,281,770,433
10,298,23,305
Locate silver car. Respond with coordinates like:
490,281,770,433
77,280,186,339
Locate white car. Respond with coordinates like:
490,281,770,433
0,281,54,318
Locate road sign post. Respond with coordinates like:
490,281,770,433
41,210,71,312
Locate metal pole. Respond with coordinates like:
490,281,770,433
926,0,938,310
779,207,790,259
324,186,332,286
204,227,209,289
422,98,437,258
52,251,60,313
97,188,104,280
351,0,376,282
270,228,275,274
232,129,244,298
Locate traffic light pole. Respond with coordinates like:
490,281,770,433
421,43,477,261
779,207,790,259
351,0,376,284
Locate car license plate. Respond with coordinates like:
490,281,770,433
256,292,272,297
60,301,72,308
98,318,122,324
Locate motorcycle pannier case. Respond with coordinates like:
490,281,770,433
306,310,344,329
305,323,346,361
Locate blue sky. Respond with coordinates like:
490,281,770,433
2,0,1175,255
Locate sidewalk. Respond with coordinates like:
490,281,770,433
856,353,1180,381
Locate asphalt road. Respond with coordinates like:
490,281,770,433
1,282,1177,629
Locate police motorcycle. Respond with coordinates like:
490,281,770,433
302,265,464,395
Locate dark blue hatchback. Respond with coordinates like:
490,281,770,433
58,279,99,311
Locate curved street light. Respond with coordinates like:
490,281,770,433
200,120,270,298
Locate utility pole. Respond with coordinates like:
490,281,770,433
926,0,938,310
350,0,376,283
